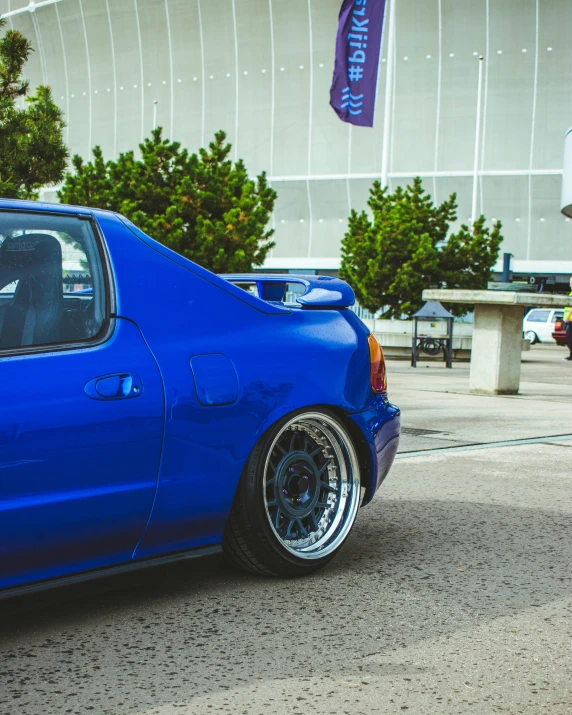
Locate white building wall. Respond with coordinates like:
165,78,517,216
3,0,572,268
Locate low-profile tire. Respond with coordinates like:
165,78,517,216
524,330,538,344
223,408,361,577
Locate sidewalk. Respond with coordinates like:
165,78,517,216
387,344,572,453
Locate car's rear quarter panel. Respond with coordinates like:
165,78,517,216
97,214,379,557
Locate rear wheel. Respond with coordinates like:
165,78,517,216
524,330,538,344
223,409,361,577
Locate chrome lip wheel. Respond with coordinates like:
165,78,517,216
263,413,360,559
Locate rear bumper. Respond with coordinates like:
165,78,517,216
348,394,401,506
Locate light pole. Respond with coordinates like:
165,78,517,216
380,0,396,189
471,55,484,224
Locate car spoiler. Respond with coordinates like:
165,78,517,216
220,274,355,309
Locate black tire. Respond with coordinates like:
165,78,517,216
524,330,538,344
222,407,362,577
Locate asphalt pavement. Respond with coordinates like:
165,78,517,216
1,344,571,715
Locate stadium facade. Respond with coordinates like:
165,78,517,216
3,0,572,280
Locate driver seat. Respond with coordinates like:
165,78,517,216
0,233,64,349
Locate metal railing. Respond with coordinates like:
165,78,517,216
349,303,379,321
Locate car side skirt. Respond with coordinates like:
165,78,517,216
0,544,222,601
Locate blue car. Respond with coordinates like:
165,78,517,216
0,199,400,596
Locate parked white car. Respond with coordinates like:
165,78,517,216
523,308,564,344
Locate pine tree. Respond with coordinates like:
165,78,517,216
0,19,68,198
59,128,277,274
438,215,503,315
339,177,502,317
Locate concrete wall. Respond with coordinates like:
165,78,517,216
3,0,572,266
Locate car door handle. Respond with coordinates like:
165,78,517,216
85,373,143,400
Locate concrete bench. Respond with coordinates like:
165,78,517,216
422,289,570,394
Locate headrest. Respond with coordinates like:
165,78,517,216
0,233,63,271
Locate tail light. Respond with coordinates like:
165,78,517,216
555,319,563,331
368,333,387,393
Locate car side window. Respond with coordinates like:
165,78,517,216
0,212,108,351
526,310,550,323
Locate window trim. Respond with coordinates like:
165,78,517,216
0,209,116,358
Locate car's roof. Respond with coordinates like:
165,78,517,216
0,198,115,219
526,307,562,313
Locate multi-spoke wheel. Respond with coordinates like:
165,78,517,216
223,409,361,576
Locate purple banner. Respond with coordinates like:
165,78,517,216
330,0,386,128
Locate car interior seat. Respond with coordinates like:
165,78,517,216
0,233,64,349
